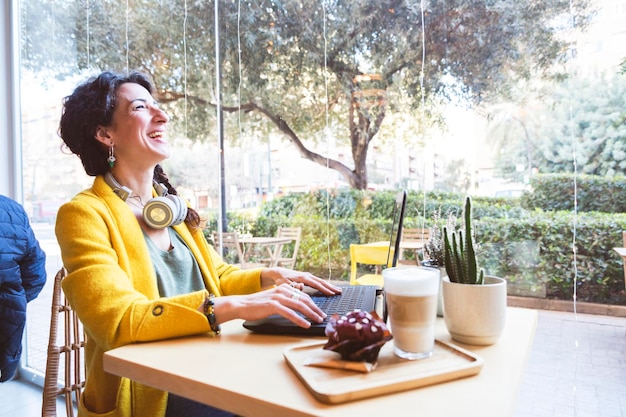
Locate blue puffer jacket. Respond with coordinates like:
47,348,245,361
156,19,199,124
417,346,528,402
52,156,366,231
0,195,46,382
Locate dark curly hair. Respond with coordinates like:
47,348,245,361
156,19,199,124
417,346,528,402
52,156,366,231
59,71,153,176
59,71,200,229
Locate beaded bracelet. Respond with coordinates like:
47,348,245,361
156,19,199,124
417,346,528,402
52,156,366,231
202,294,221,335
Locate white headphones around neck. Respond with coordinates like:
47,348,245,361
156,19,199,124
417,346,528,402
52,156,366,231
104,172,188,229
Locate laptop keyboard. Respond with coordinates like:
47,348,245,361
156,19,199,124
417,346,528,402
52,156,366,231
310,286,374,322
242,285,379,335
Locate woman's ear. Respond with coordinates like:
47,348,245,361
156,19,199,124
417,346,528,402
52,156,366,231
94,126,112,145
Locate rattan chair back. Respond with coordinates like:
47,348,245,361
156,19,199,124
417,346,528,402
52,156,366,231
42,268,85,417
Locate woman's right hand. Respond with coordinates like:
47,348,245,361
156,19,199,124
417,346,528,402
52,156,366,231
209,284,327,329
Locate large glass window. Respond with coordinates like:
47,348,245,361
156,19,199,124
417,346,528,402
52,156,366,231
18,0,626,382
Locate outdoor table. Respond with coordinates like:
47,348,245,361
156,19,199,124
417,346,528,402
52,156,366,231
365,240,424,251
238,236,294,267
367,240,425,264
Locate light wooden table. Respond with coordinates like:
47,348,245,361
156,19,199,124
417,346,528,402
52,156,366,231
367,240,425,264
366,240,424,250
103,307,537,417
238,236,294,267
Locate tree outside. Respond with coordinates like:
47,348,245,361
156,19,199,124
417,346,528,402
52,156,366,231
20,0,593,195
486,72,626,180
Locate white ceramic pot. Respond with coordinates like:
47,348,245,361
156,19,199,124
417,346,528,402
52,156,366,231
442,275,507,346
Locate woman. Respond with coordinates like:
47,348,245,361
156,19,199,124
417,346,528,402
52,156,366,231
56,71,341,417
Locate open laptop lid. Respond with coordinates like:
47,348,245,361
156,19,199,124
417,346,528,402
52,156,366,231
387,190,407,268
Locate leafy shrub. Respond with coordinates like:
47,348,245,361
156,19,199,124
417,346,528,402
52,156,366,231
476,210,626,304
522,173,626,213
206,188,626,305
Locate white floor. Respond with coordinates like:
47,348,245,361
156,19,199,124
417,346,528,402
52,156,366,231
0,377,64,417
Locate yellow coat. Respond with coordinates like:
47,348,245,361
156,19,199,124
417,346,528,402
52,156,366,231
55,176,262,417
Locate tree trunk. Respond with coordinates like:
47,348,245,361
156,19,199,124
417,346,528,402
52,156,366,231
220,101,378,190
172,91,388,190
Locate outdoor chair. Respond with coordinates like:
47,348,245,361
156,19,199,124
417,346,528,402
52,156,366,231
42,268,85,417
211,232,267,269
399,227,430,265
268,227,302,269
349,243,393,287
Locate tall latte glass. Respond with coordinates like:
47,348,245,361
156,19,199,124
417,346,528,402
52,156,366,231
384,266,440,360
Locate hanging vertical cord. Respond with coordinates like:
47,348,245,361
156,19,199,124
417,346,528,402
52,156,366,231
237,0,243,143
569,0,579,317
180,1,189,192
570,110,578,314
215,0,226,252
419,0,427,242
568,93,580,416
322,1,332,279
237,0,248,233
125,0,130,73
85,1,90,69
567,1,579,414
183,0,188,142
51,2,55,69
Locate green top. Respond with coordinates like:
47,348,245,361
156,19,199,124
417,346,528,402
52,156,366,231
144,227,205,297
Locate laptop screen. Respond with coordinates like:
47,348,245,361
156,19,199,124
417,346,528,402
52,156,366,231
387,190,407,268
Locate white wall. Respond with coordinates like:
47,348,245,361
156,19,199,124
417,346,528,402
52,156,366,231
0,1,21,201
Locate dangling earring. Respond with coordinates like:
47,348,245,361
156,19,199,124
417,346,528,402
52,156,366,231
107,145,116,168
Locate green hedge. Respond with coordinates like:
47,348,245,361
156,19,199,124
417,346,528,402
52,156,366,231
522,173,626,213
205,187,626,305
476,210,626,304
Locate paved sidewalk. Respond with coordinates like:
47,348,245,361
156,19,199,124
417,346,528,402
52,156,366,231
514,310,626,417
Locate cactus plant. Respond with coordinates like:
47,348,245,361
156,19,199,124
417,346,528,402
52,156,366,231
443,196,484,284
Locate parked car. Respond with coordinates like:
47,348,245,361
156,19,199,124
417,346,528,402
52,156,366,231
494,189,525,198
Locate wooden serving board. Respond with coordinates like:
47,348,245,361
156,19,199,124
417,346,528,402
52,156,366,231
283,339,483,404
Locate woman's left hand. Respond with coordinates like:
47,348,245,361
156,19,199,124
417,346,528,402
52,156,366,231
261,267,342,295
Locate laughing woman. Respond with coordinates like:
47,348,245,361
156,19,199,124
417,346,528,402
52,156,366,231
55,71,340,417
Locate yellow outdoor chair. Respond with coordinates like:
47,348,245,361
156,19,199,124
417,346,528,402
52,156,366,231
349,243,393,287
42,268,85,417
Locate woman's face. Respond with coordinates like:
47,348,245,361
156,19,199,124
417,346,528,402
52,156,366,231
103,82,170,169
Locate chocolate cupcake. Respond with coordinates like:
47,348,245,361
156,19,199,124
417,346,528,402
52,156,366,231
323,310,393,363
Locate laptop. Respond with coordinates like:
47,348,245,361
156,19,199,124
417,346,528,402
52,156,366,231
387,189,407,268
242,190,407,336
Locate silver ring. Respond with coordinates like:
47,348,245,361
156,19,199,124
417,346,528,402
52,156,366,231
289,281,298,288
291,288,301,301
